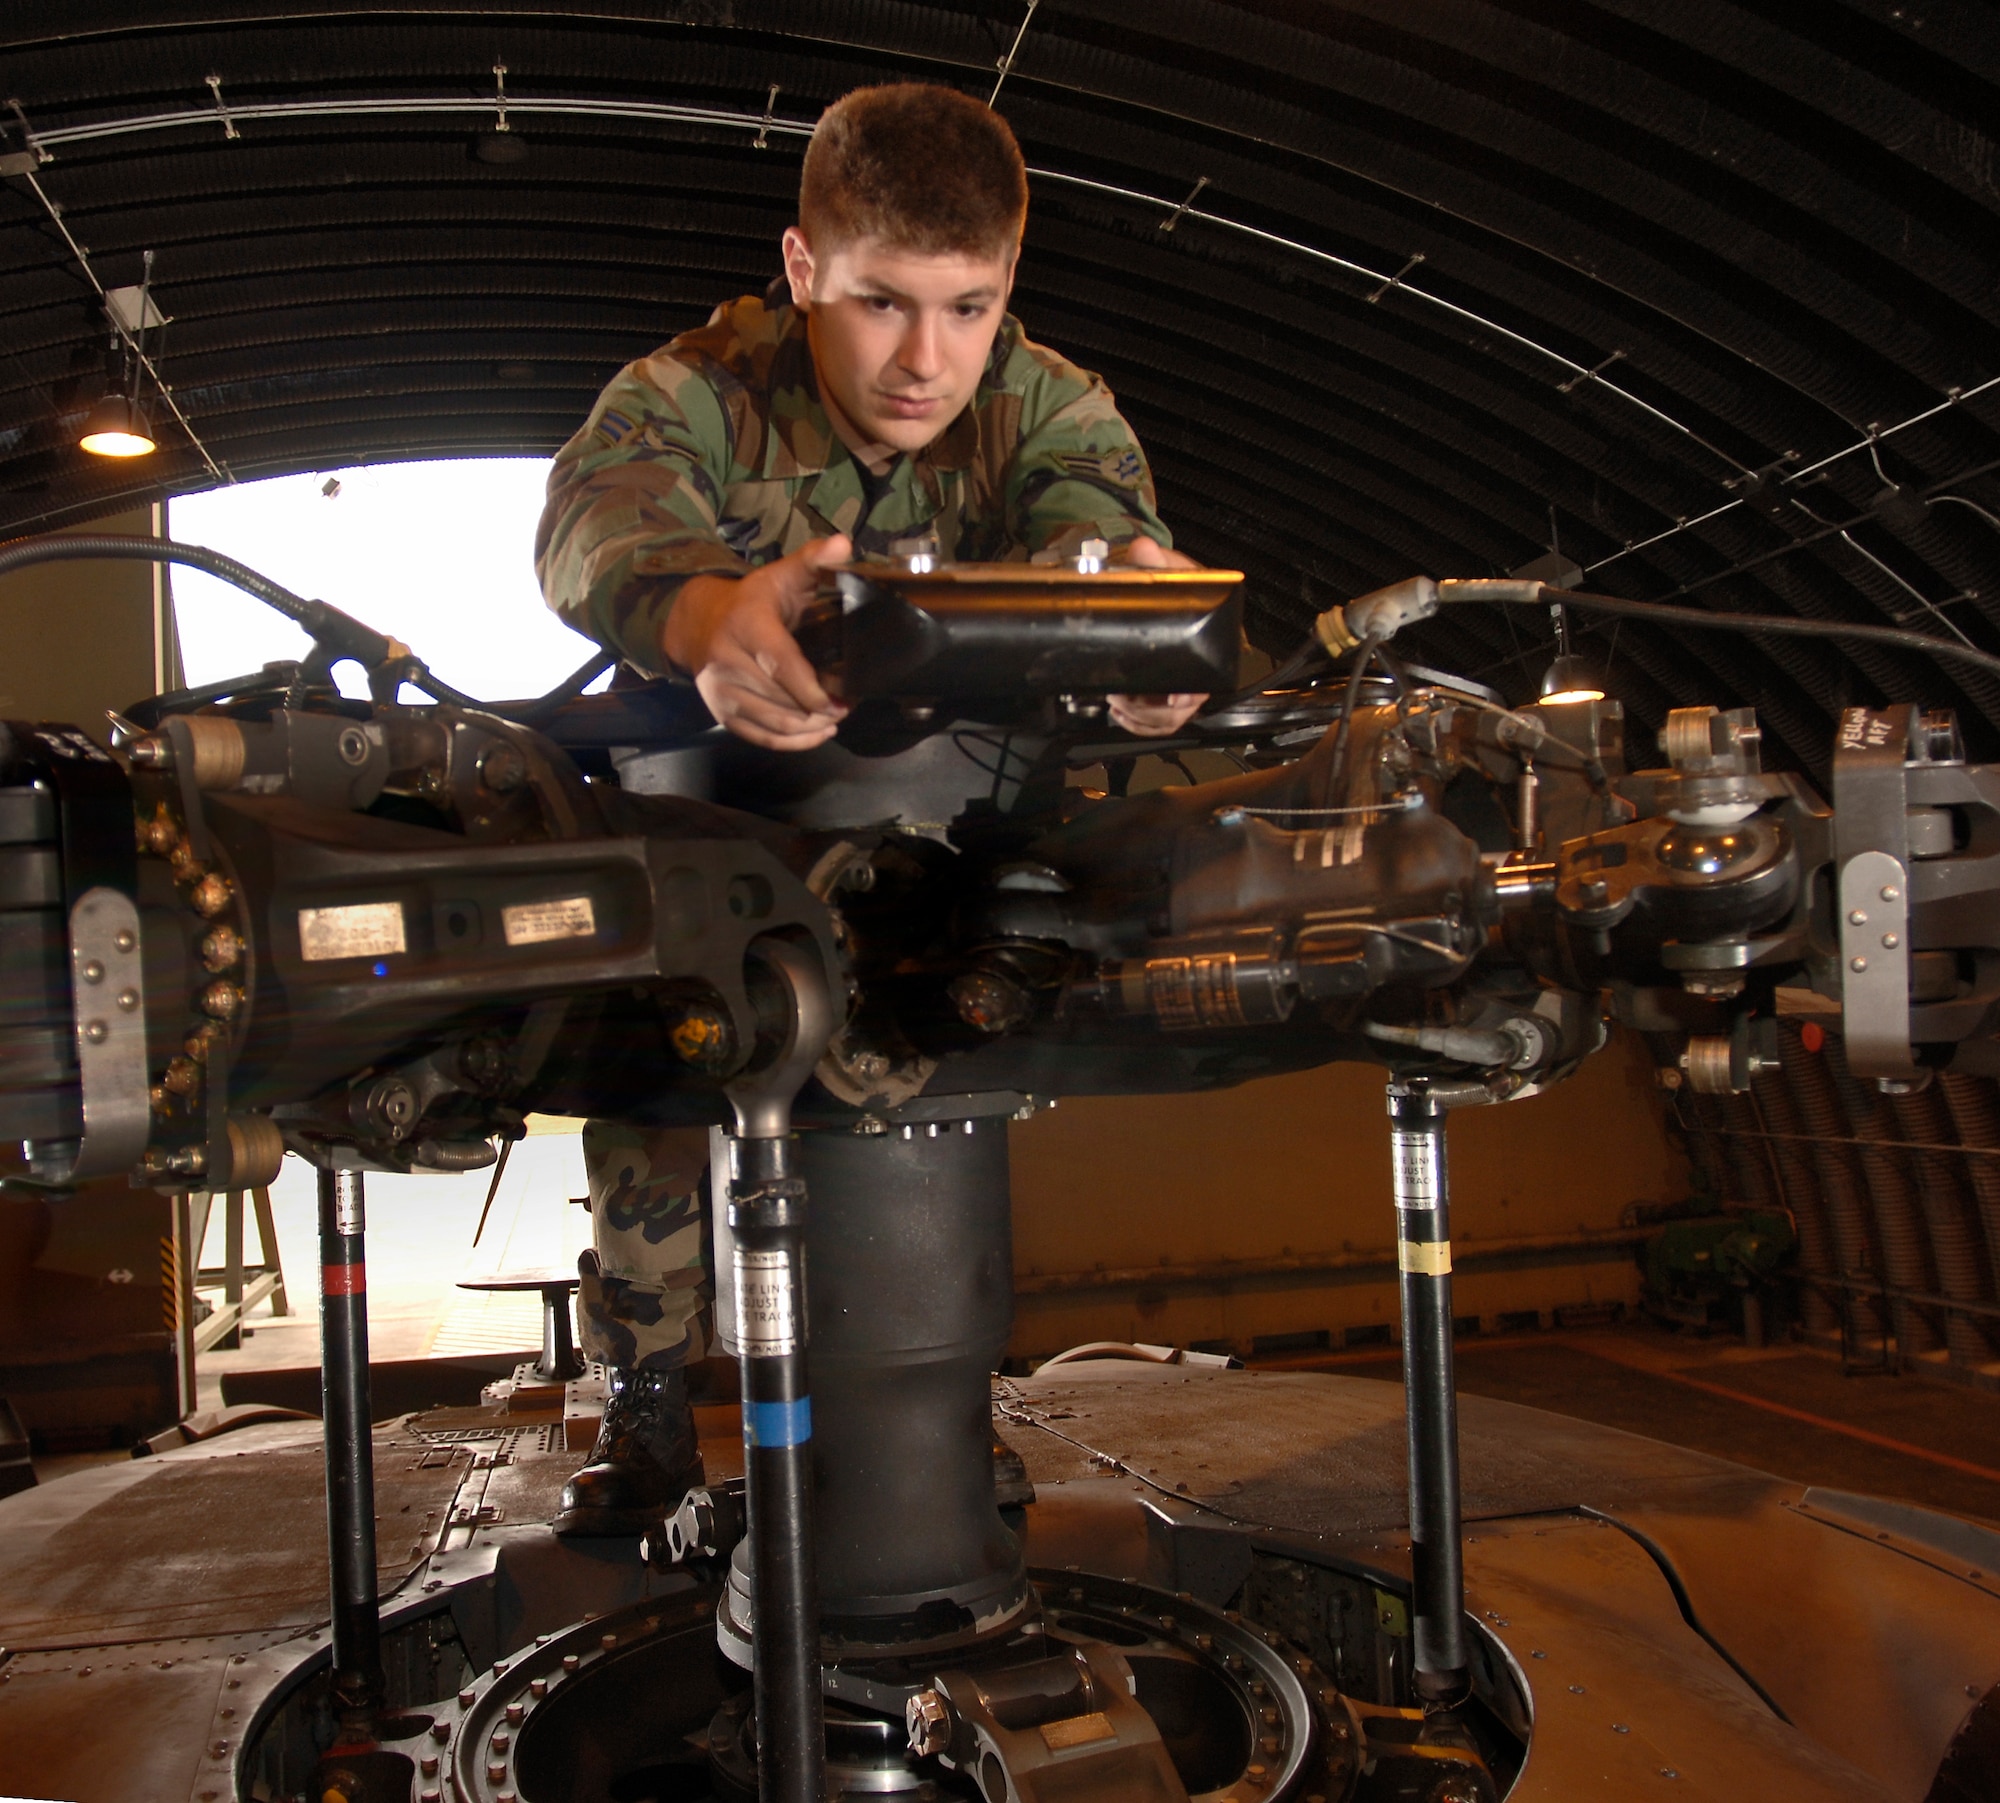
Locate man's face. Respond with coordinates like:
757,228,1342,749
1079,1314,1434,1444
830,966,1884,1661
783,227,1016,457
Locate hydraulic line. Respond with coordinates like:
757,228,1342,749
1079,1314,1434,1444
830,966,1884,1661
1885,1083,1999,1363
1780,1031,1887,1343
1938,1072,2000,1331
1670,1088,1730,1206
1718,1091,1780,1211
1748,1065,1839,1337
1827,1042,1944,1357
0,534,482,708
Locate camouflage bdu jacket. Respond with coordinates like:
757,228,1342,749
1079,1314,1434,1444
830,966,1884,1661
535,288,1173,673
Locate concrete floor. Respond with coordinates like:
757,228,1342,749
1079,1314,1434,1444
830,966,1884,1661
1262,1324,2000,1527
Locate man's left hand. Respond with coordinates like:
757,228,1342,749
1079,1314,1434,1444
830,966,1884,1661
1109,534,1208,737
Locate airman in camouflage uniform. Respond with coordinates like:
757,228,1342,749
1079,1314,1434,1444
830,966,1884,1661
536,285,1173,676
539,79,1196,1538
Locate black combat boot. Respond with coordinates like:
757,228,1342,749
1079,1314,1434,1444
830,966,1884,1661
552,1365,705,1537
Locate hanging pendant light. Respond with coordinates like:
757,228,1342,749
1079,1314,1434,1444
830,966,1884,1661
1537,588,1608,706
78,391,156,458
80,251,162,458
1538,652,1607,706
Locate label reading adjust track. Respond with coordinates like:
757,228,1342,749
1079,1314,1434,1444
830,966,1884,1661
1390,1128,1440,1208
735,1246,800,1357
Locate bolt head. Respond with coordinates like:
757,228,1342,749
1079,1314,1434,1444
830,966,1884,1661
1848,909,1868,926
83,1020,107,1043
1881,884,1901,901
1882,932,1899,948
82,959,105,983
1851,956,1869,972
906,1687,952,1757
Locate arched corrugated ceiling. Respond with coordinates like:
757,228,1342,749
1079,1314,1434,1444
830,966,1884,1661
3,2,1998,780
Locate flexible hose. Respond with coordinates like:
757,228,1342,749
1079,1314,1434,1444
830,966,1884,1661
1749,1054,1839,1336
0,533,479,709
501,648,619,722
1781,1031,1887,1344
1883,1083,1995,1362
0,532,314,622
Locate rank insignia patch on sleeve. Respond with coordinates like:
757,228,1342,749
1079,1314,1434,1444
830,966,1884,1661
1057,448,1145,487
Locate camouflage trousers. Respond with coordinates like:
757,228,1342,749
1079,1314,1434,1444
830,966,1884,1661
577,1122,715,1373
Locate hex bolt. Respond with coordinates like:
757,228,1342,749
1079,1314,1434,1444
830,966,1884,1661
191,873,233,917
905,1687,952,1758
199,926,243,972
478,743,527,793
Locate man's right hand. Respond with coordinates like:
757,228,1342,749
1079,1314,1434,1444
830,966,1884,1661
661,535,853,750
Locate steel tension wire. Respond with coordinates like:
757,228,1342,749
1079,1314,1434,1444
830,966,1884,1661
1440,584,2000,686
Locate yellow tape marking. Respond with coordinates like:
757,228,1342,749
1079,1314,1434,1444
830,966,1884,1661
1398,1238,1452,1276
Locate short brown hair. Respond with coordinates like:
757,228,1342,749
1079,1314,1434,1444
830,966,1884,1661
800,83,1028,257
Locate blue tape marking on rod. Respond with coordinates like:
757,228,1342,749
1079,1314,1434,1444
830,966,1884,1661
743,1397,813,1449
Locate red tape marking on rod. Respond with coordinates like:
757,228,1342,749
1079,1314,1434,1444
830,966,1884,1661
321,1263,366,1296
